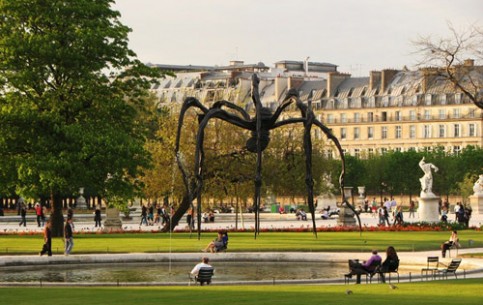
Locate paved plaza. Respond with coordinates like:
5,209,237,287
1,209,481,232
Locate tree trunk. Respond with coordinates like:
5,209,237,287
50,192,65,237
161,194,191,232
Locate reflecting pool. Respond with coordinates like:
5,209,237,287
1,261,346,283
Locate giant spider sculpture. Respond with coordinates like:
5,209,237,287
168,74,361,238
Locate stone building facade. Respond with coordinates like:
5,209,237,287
150,59,482,157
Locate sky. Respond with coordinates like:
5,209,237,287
113,0,482,76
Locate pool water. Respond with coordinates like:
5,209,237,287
1,261,346,283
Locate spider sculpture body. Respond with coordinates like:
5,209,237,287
169,74,360,238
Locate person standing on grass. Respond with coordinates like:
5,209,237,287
39,220,52,256
64,218,74,255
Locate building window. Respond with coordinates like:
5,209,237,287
439,109,446,119
368,112,374,122
409,110,416,120
453,108,460,119
453,146,461,155
381,112,387,121
423,125,431,138
327,114,334,123
354,113,360,123
395,111,401,121
468,108,476,118
425,94,432,105
455,93,462,104
354,127,360,139
340,113,347,123
325,149,333,159
439,125,445,138
395,126,402,139
340,128,346,139
381,126,387,139
354,148,360,158
453,124,460,137
468,123,476,137
380,147,388,154
424,110,431,120
367,148,374,157
368,127,374,139
394,147,402,152
409,125,416,139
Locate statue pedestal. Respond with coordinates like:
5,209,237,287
418,195,440,222
103,208,123,232
76,195,87,210
337,206,356,226
469,195,483,214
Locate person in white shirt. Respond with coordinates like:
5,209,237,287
190,257,213,276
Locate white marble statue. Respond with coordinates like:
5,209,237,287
419,157,438,196
473,174,483,196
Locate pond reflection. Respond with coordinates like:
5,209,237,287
1,261,346,283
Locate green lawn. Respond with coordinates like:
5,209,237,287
2,280,483,305
0,230,482,254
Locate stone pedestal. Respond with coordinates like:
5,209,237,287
75,188,88,209
103,207,122,232
337,205,356,226
469,195,483,214
418,195,440,222
316,194,336,212
76,195,87,210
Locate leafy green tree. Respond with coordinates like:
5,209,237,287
0,0,161,236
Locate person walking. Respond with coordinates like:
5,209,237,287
39,220,52,256
35,203,42,227
139,204,148,226
64,218,74,255
408,200,416,218
19,204,27,227
94,205,102,228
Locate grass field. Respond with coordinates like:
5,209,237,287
2,279,483,305
0,230,482,254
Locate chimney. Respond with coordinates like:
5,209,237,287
369,71,381,91
381,69,398,93
327,72,350,97
421,67,438,93
463,59,474,66
275,75,289,101
288,76,304,90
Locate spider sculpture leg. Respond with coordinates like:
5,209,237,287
313,119,362,234
162,98,209,232
193,108,253,238
302,112,318,236
251,73,263,237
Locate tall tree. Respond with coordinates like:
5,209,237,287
0,0,161,236
412,22,483,109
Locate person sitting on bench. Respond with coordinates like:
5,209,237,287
347,250,382,284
